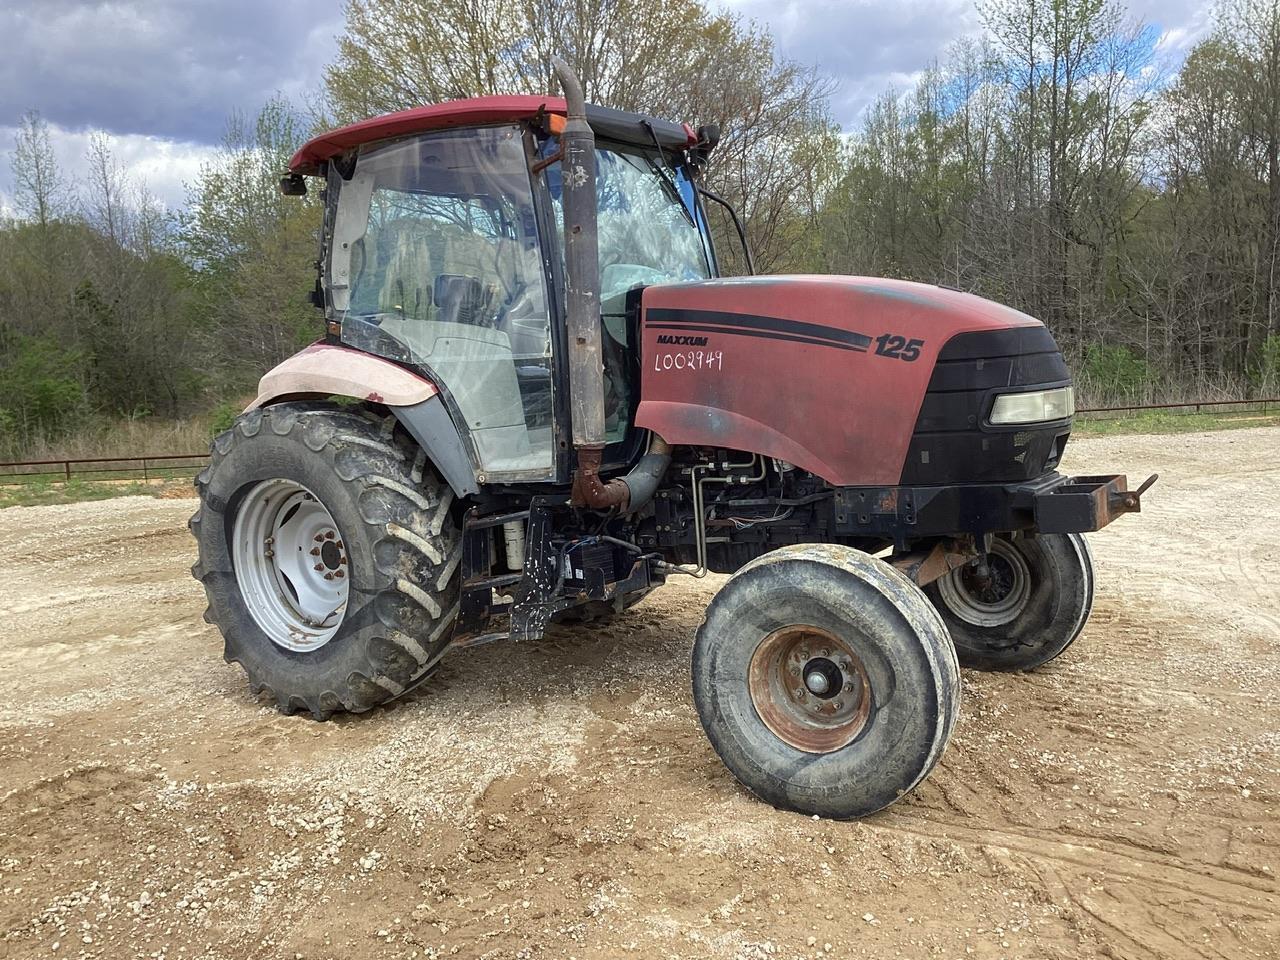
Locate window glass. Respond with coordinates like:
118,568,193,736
541,144,711,442
329,126,554,478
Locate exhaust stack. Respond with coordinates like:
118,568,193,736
552,56,628,509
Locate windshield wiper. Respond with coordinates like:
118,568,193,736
641,121,697,230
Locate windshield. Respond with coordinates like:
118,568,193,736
540,141,712,443
327,125,555,478
541,142,712,313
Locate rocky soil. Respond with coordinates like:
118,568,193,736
1,428,1277,959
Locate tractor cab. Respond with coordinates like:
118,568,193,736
291,97,717,483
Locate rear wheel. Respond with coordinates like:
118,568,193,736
924,533,1093,671
692,544,960,820
190,404,462,719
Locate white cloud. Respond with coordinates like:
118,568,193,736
719,0,1215,129
0,121,219,216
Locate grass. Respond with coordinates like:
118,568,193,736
1073,409,1280,436
0,478,195,510
2,415,214,463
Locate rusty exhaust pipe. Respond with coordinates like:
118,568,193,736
552,56,628,510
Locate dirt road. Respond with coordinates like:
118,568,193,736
1,428,1277,960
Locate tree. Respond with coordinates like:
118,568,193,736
182,96,323,384
324,0,838,271
10,111,66,230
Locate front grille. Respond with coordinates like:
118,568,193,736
900,325,1072,484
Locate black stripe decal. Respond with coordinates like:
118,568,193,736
647,322,867,352
647,308,872,351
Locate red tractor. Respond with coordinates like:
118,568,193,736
191,60,1152,819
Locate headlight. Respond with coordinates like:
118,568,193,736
989,386,1075,425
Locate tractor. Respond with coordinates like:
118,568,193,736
190,59,1153,820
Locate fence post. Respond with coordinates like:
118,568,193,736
142,458,149,481
64,460,71,482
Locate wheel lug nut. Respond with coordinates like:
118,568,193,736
324,572,334,580
339,557,348,565
264,549,274,558
264,537,274,546
334,570,345,578
819,648,829,658
314,534,324,543
314,563,324,571
832,700,841,710
798,649,809,660
336,541,344,549
794,688,806,699
324,531,335,540
844,682,854,692
310,547,321,556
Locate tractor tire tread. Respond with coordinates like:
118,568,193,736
191,402,460,720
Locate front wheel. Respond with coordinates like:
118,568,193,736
924,533,1094,671
692,544,960,820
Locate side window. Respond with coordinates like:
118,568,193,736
330,127,555,479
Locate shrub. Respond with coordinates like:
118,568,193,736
208,400,241,437
1082,344,1151,402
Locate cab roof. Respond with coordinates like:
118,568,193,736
289,94,696,175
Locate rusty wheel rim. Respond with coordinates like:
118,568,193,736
747,625,872,754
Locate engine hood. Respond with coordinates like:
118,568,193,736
634,275,1053,486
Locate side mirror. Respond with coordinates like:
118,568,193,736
688,124,721,174
279,173,307,196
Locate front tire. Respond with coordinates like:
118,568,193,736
924,533,1093,671
692,544,960,820
190,404,461,719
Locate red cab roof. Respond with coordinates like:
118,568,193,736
290,95,697,176
290,95,565,175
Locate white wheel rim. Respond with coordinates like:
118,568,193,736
232,479,349,652
937,538,1032,628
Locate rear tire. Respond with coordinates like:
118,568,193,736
190,404,461,719
692,544,960,820
924,533,1093,671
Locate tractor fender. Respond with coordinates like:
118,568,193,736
248,342,479,498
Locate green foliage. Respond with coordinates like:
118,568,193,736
1250,335,1280,390
180,96,324,387
208,400,241,436
1082,345,1152,400
0,333,87,451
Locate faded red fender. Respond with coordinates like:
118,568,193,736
247,342,438,411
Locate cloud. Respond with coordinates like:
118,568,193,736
724,0,979,126
721,0,1214,129
0,121,218,214
0,0,342,144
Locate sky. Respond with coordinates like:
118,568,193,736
0,0,1215,215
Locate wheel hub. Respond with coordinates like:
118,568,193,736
232,479,349,652
936,538,1032,628
748,626,872,753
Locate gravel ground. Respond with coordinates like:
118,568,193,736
1,427,1277,960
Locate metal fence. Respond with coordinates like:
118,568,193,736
1076,397,1278,419
0,398,1276,485
0,453,209,486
